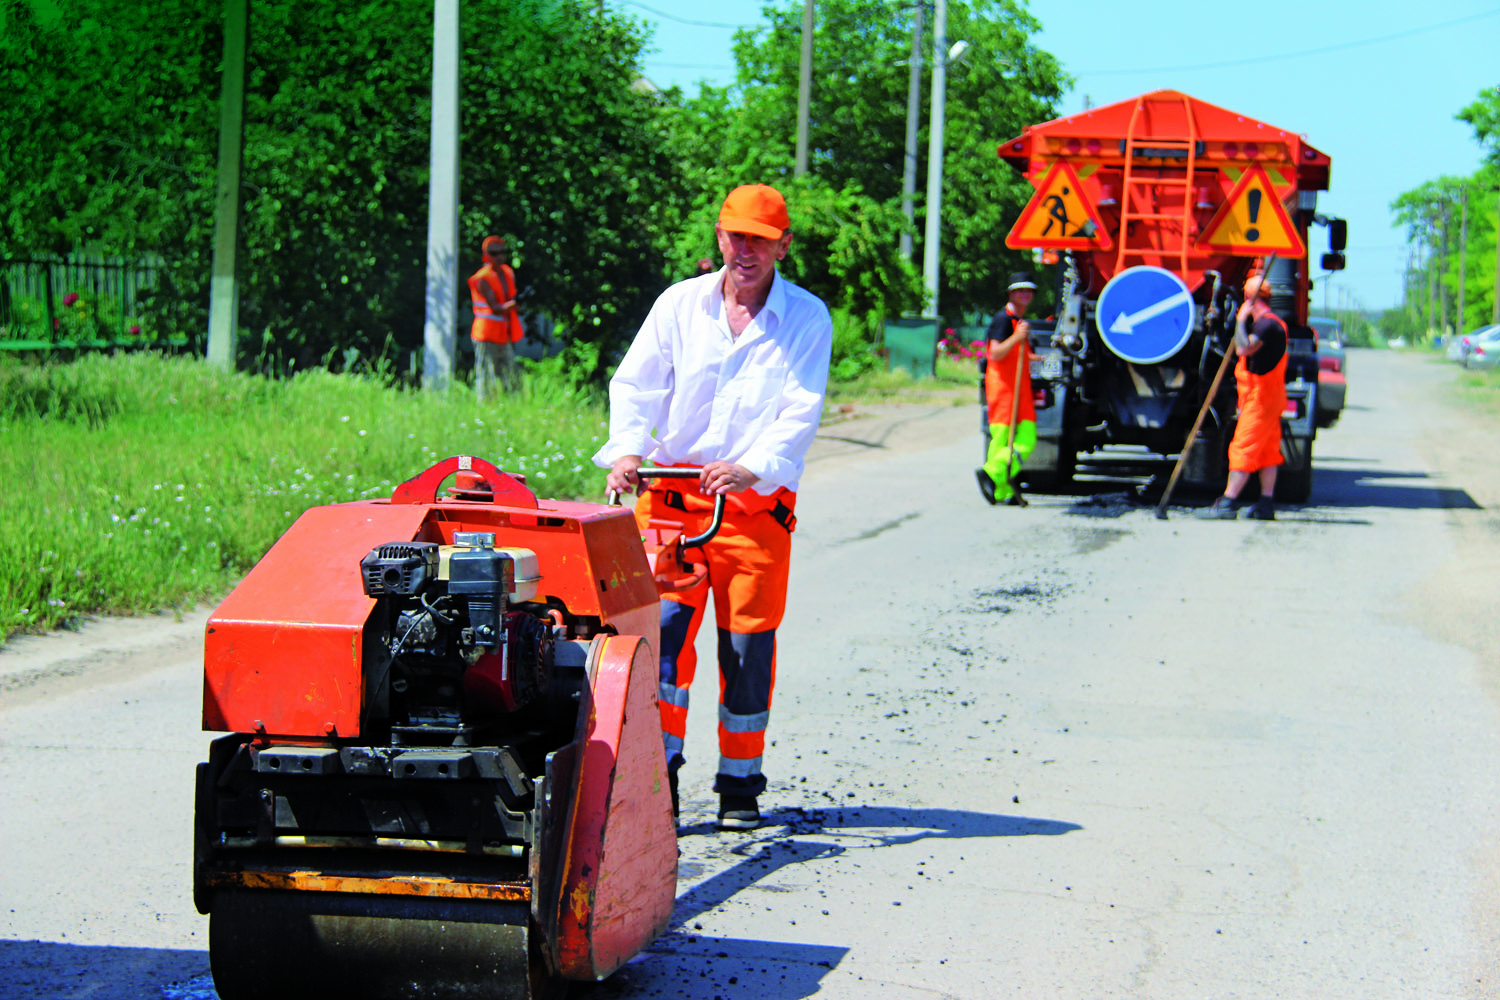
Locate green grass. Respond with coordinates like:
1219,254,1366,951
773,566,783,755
0,353,609,641
1452,365,1500,415
825,354,978,405
0,348,991,643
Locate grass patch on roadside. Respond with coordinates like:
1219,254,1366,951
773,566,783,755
825,355,978,405
0,353,608,641
1451,366,1500,415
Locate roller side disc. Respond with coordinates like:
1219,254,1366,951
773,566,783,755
209,888,558,1000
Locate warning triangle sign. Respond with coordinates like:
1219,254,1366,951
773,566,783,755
1006,161,1112,251
1193,164,1305,257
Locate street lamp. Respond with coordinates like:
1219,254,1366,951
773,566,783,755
921,0,968,317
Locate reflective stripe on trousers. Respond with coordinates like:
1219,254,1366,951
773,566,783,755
636,487,791,798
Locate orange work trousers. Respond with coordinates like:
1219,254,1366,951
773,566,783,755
634,483,794,798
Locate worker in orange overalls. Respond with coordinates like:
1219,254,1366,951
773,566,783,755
975,272,1038,505
596,184,832,832
1202,269,1287,521
467,236,522,400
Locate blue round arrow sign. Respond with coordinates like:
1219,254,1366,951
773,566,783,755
1095,266,1196,365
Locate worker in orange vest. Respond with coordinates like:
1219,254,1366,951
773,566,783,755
467,236,522,399
1201,269,1287,520
976,272,1038,505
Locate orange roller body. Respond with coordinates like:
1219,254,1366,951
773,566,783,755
195,457,678,999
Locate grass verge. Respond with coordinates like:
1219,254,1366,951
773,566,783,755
1451,366,1500,415
0,353,608,641
0,350,985,643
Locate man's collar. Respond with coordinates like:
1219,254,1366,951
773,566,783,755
706,268,783,317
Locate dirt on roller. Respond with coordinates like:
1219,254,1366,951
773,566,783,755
3,350,1500,999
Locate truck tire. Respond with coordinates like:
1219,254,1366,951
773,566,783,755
1278,435,1313,504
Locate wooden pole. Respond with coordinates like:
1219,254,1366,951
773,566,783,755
1003,331,1027,506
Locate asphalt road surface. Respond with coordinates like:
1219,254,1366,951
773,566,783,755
3,349,1498,999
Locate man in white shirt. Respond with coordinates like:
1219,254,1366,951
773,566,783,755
595,184,833,831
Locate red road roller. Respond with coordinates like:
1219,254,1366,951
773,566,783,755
193,457,713,999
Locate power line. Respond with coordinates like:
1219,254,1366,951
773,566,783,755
618,1,746,29
1075,7,1500,76
645,60,734,70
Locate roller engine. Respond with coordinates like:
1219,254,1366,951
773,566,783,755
194,457,683,1000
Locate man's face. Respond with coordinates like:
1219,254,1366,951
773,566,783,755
1009,289,1035,314
716,225,791,294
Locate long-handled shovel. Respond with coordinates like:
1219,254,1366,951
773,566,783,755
1004,325,1029,507
1154,254,1277,520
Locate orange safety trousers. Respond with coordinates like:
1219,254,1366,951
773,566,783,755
634,483,794,798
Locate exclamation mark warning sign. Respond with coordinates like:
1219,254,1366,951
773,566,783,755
1194,164,1305,256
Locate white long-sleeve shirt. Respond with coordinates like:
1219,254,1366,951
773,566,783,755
592,267,833,495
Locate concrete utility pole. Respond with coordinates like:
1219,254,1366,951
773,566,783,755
422,0,461,390
206,0,248,369
1458,184,1468,334
921,0,948,317
899,3,923,262
794,0,813,176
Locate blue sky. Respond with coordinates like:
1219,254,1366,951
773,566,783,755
609,0,1500,313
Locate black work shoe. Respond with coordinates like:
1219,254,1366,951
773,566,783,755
717,795,760,830
975,468,997,506
1248,497,1276,521
1199,495,1237,519
1005,480,1027,507
668,768,680,819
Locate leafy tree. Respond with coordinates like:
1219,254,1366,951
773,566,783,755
720,0,1068,320
1,0,684,374
1459,86,1500,165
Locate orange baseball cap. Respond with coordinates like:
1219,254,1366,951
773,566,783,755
482,236,505,255
718,184,790,240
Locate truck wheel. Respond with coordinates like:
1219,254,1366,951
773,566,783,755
1278,436,1313,504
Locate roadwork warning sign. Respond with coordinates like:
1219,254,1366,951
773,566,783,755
1193,164,1305,257
1006,161,1112,251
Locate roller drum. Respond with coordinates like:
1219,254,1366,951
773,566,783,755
209,888,549,1000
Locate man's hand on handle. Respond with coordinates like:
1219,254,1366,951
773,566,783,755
700,461,756,495
606,455,644,497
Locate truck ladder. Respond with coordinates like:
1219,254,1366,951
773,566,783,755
1113,93,1200,276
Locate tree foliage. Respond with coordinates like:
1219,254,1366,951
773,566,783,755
3,0,1068,378
2,0,683,372
1391,91,1500,337
722,0,1067,320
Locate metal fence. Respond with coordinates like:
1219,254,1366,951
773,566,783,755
0,255,191,350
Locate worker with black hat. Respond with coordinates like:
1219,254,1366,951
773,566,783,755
976,272,1038,505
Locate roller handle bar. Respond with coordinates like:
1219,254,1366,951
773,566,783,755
607,466,725,549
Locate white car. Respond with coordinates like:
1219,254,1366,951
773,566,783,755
1449,324,1500,363
1464,326,1500,370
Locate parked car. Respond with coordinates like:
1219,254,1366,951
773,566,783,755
1307,316,1346,428
1464,326,1500,370
1450,323,1500,363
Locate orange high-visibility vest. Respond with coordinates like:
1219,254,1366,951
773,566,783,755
468,263,522,344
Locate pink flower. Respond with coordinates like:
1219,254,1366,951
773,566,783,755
62,292,79,307
129,324,142,335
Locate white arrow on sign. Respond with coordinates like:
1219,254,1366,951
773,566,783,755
1108,289,1193,335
